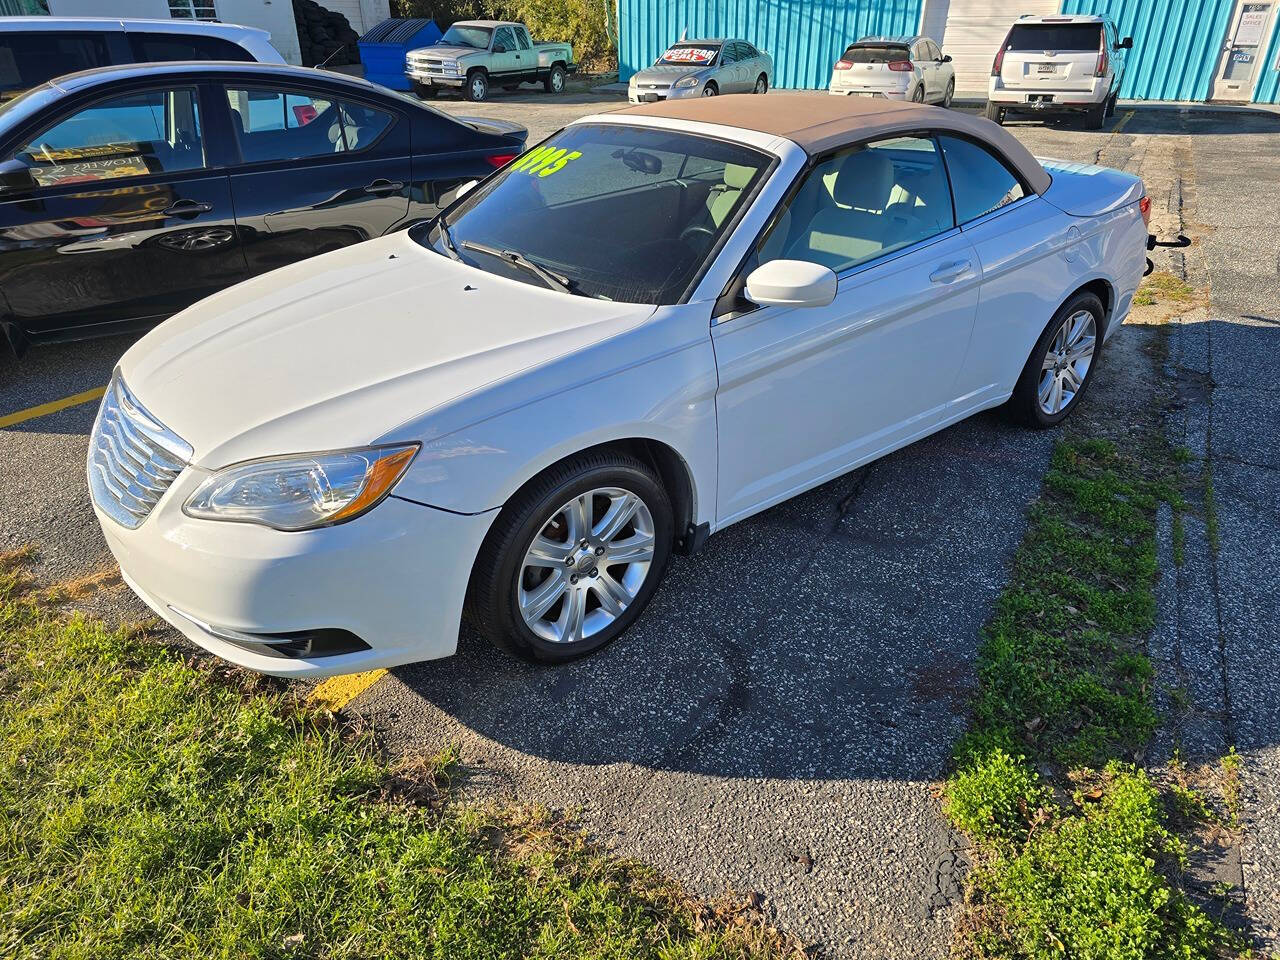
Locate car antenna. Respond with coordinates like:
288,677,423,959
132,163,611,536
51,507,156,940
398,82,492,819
315,44,346,70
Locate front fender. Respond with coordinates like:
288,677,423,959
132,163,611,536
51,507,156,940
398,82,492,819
388,333,719,525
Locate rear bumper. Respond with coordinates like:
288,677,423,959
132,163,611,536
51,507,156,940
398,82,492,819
988,79,1109,110
828,88,907,100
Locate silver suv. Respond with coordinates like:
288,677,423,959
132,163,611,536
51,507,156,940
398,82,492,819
986,15,1132,128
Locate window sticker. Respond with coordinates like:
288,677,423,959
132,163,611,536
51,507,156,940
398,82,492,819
663,46,716,64
509,145,582,178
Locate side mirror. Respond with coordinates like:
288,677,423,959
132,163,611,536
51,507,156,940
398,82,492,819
1120,36,1133,49
745,259,837,308
942,54,953,62
493,44,507,53
455,179,479,199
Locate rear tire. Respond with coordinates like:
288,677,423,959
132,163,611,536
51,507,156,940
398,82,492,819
467,451,674,663
465,69,489,102
911,83,925,103
544,63,567,94
984,101,1005,124
1008,292,1105,428
754,74,768,94
942,78,954,108
1086,98,1107,128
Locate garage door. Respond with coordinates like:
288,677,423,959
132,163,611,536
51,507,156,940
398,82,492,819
318,0,366,33
920,0,1060,95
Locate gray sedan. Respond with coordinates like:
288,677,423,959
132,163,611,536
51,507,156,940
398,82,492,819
627,39,772,102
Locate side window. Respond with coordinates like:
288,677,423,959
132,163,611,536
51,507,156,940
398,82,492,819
937,135,1027,224
132,33,255,62
494,27,516,52
757,136,954,273
722,44,739,64
515,27,532,51
4,87,204,192
927,41,942,61
225,87,394,163
0,32,111,95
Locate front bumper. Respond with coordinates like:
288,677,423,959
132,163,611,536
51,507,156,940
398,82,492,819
407,71,464,88
96,475,496,677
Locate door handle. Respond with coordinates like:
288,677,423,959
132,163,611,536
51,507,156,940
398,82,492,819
929,259,972,284
364,179,404,195
163,199,212,217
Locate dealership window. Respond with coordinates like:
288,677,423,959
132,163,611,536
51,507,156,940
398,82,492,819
168,0,218,20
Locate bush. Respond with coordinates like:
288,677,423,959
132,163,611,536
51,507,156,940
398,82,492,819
944,749,1047,844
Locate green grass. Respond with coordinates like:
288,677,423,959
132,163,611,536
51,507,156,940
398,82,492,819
943,430,1246,959
0,553,790,960
1133,272,1199,309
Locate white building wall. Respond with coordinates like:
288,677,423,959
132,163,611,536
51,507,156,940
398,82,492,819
48,0,170,16
919,0,1059,95
215,0,302,64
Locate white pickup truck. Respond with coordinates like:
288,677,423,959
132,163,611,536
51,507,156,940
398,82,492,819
406,19,576,102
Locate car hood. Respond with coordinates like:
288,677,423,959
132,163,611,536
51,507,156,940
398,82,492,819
631,65,708,83
423,44,487,59
119,233,655,468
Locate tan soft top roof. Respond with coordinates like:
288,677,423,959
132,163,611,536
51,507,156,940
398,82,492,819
615,95,1051,195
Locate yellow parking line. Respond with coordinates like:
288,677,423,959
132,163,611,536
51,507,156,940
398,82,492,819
308,668,387,712
0,385,106,429
1113,109,1135,133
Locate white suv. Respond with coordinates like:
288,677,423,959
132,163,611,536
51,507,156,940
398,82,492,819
986,15,1131,128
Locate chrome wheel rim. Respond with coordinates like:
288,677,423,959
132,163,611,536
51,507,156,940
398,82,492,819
471,76,486,99
754,77,766,93
702,85,716,96
551,70,564,92
517,487,656,645
1038,309,1096,415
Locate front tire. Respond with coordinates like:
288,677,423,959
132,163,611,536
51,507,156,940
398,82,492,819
1009,292,1104,428
468,451,674,663
544,63,567,94
701,81,718,97
465,69,489,102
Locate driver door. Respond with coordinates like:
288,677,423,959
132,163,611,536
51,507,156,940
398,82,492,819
490,26,522,85
0,82,244,340
712,135,980,524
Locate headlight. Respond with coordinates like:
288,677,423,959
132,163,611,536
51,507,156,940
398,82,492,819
674,75,701,88
184,445,418,531
443,60,459,73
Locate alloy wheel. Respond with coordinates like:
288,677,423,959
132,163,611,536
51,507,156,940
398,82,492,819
551,68,565,92
754,76,767,94
1037,309,1096,415
517,487,656,645
702,84,717,96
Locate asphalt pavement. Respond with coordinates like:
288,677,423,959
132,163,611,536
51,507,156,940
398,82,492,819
2,92,1277,956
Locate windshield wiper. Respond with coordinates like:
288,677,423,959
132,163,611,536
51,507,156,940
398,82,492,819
459,240,576,295
437,215,461,261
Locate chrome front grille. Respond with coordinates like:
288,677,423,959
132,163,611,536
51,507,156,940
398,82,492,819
88,375,192,529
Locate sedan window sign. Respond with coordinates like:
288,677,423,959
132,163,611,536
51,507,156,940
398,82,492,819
662,47,716,64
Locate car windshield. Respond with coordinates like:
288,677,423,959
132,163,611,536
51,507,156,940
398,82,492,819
657,44,720,66
1006,23,1102,51
419,123,772,304
842,43,911,63
439,24,492,49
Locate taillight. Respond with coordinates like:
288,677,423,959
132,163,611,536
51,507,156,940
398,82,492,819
1139,195,1151,226
834,59,852,70
992,31,1011,75
887,60,913,72
1095,46,1109,78
486,153,518,168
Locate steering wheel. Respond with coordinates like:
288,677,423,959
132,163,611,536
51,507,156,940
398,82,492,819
679,223,715,247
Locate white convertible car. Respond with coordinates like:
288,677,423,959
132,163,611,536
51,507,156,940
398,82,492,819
89,96,1149,676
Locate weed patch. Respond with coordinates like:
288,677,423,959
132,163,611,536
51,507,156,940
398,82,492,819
0,552,793,960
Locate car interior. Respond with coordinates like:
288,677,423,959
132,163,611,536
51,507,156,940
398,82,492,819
225,89,391,164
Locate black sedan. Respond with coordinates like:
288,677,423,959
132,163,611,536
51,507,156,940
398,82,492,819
0,61,525,354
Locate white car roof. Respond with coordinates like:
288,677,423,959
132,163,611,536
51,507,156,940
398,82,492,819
0,16,272,40
450,20,521,30
1014,14,1106,24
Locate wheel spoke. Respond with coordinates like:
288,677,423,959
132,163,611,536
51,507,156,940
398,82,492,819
1042,351,1058,371
1062,365,1084,391
590,572,631,618
593,492,639,543
1049,375,1064,413
525,535,568,568
564,494,592,543
521,571,567,622
606,531,654,565
1038,372,1055,406
557,587,586,643
1066,337,1095,364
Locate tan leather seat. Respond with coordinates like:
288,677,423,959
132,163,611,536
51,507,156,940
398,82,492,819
705,162,756,227
788,149,896,270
